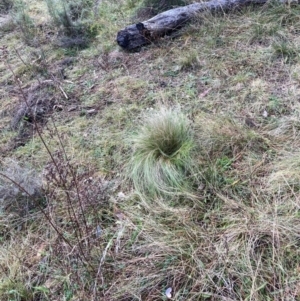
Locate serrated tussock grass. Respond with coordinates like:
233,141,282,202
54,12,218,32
127,107,197,199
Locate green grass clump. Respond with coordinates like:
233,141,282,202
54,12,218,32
272,40,299,63
45,0,98,48
0,279,33,301
127,107,196,199
12,0,37,46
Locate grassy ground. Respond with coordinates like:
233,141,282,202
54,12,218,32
1,0,300,300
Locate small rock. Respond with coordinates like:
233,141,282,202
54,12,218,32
96,225,102,238
86,109,97,115
165,287,172,299
117,192,126,200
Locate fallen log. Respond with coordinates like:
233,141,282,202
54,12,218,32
116,0,298,50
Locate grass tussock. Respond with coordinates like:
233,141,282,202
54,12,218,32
178,49,201,70
127,107,196,199
12,0,37,46
0,279,34,301
44,0,99,48
0,159,43,217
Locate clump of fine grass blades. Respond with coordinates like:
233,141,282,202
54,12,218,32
0,279,33,301
127,107,196,199
0,159,43,217
45,0,98,48
12,0,37,46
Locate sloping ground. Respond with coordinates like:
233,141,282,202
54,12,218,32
1,0,300,300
